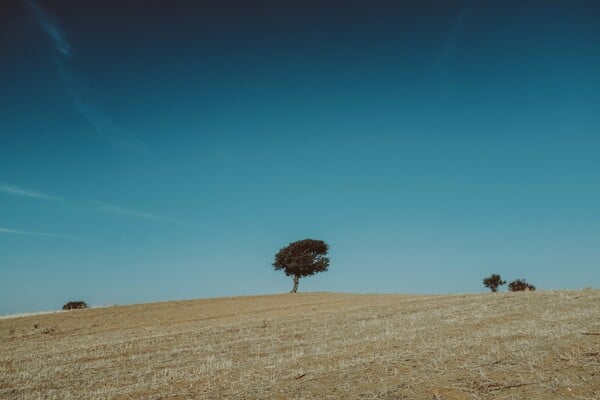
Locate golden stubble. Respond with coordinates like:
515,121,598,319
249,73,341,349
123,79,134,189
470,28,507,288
1,290,598,399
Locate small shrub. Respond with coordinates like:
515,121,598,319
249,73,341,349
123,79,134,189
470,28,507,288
62,301,88,310
483,274,506,292
508,279,536,292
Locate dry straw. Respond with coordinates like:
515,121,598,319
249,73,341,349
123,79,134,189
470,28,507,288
1,290,598,399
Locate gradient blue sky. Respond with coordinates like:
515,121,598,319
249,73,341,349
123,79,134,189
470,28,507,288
1,0,599,314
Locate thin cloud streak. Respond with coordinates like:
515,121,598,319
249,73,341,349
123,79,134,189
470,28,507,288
22,0,145,152
438,0,472,64
0,226,74,239
90,200,190,226
0,183,62,202
433,0,472,93
1,182,188,226
22,0,71,57
73,99,146,152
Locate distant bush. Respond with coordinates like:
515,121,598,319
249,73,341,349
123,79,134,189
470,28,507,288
483,274,506,292
508,279,536,292
62,301,88,310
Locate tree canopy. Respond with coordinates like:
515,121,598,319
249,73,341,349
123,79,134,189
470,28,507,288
272,239,330,293
483,274,506,292
508,279,536,292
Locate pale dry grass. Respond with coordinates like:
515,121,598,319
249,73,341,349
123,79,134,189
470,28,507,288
0,290,598,399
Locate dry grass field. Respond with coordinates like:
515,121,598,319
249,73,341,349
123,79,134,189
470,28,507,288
1,290,598,399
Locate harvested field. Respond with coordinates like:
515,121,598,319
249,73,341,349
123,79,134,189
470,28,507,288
1,290,598,399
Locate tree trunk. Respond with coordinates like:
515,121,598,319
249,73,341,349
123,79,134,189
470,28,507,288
290,275,300,293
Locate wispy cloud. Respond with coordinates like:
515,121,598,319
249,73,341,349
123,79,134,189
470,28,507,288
22,0,71,57
0,183,62,202
0,226,74,239
73,100,146,152
438,1,472,65
433,0,472,92
90,200,189,226
22,0,145,152
2,182,188,227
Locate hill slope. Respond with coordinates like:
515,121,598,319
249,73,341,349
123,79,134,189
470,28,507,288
1,290,598,399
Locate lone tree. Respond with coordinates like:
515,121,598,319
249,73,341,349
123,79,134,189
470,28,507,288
483,274,506,292
508,279,536,292
273,239,330,293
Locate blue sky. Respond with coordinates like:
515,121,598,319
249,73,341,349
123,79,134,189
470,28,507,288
1,0,599,314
